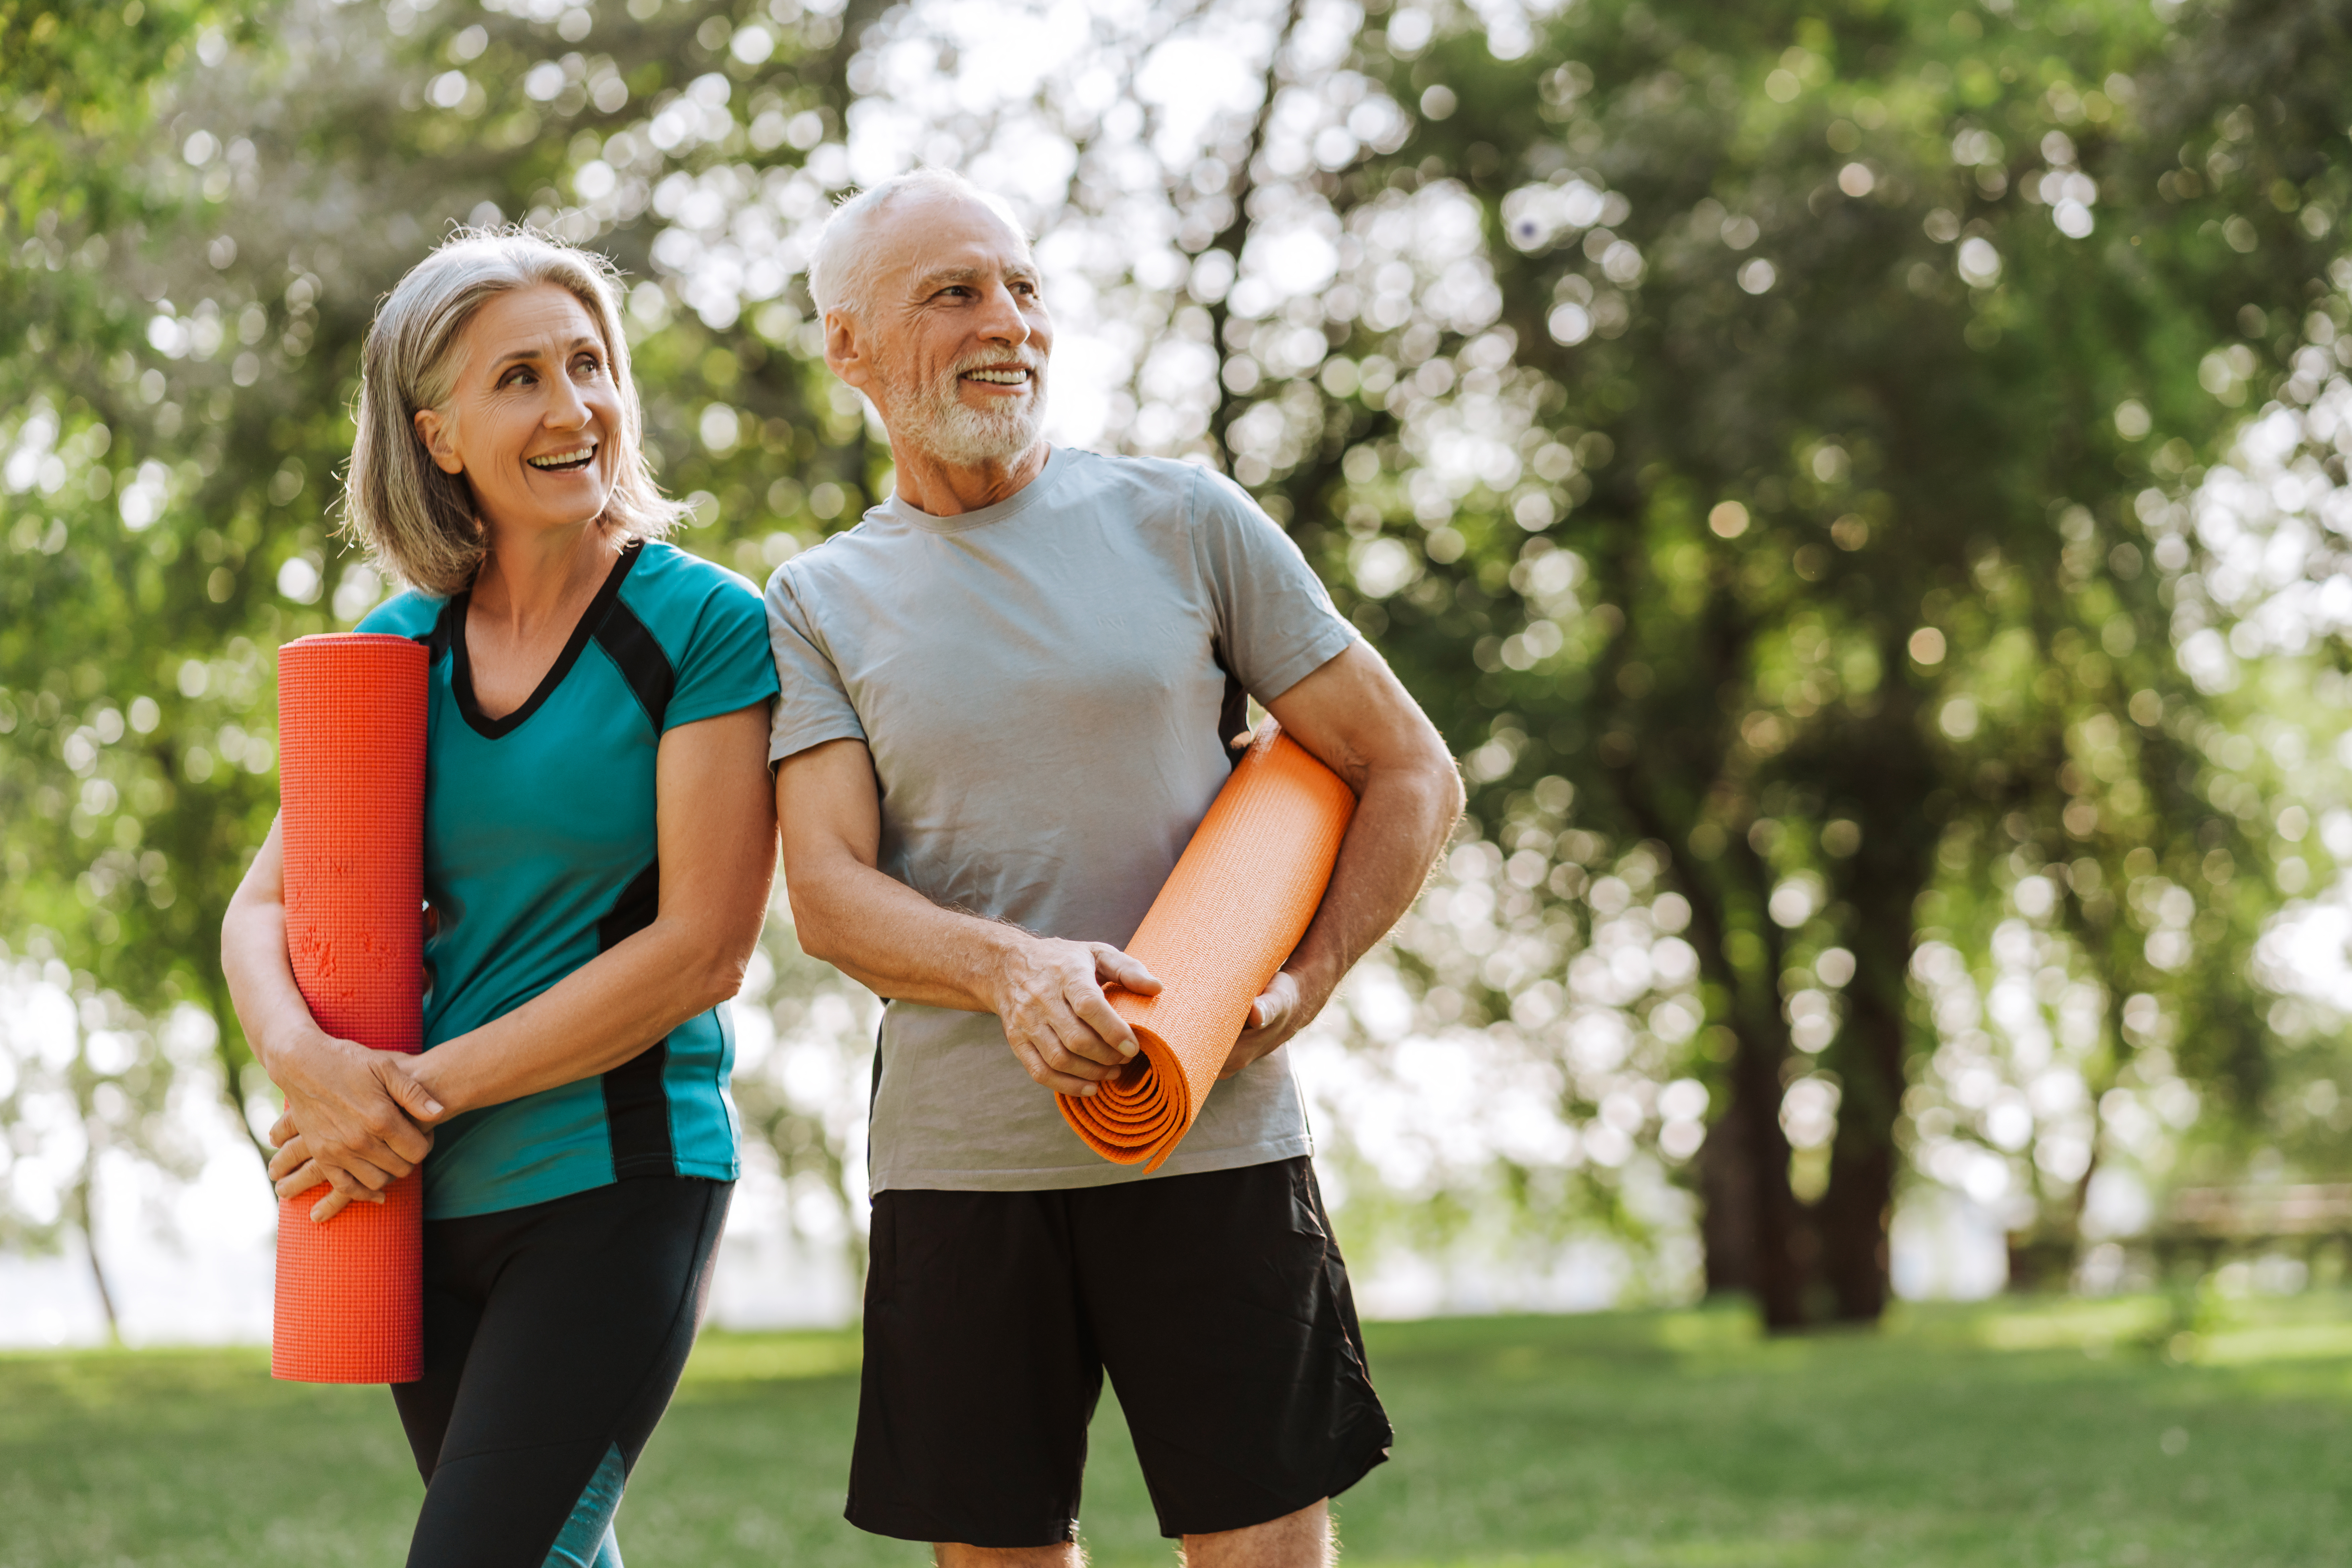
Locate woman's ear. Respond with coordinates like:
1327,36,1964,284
412,406,466,475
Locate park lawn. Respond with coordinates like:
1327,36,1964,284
2,1295,2350,1568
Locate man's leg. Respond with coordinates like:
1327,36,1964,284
846,1189,1099,1550
935,1545,1087,1568
1182,1500,1332,1568
1075,1160,1391,1545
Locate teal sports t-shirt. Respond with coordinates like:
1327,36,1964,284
358,540,778,1220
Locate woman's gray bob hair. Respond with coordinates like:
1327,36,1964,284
343,227,685,596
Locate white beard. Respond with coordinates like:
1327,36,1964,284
885,351,1048,467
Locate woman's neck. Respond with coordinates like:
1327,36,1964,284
469,518,616,639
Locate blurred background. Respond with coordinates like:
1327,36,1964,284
7,0,2352,1360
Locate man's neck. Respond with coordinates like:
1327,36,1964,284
888,438,1051,518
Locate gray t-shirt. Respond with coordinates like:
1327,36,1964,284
764,445,1358,1193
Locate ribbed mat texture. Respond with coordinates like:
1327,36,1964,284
1056,720,1355,1172
271,633,428,1384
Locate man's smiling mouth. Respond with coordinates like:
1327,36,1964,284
527,443,597,471
962,368,1031,385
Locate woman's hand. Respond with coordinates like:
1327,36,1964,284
265,1035,445,1223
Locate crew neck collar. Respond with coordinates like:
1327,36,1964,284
882,445,1074,535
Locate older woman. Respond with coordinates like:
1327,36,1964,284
222,229,777,1568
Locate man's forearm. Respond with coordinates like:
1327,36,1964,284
1282,758,1463,1003
790,859,1023,1012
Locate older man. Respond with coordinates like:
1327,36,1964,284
766,168,1462,1568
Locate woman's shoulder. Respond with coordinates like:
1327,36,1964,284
355,588,447,639
627,540,762,603
621,541,766,642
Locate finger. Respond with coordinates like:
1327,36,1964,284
360,1109,434,1169
1067,985,1140,1059
266,1135,310,1182
1014,1037,1113,1096
1038,1000,1127,1070
1092,945,1163,996
268,1110,297,1148
380,1061,447,1127
273,1160,325,1203
310,1157,396,1199
309,1187,355,1223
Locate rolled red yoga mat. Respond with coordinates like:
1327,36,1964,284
271,633,427,1384
1057,720,1356,1173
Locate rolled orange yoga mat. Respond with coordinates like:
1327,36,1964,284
1057,720,1356,1173
271,633,427,1384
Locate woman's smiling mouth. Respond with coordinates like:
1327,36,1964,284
527,442,598,472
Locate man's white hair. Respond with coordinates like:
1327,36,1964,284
807,168,1030,321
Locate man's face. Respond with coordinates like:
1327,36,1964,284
836,193,1052,468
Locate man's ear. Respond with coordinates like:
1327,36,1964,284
412,406,465,476
824,309,870,394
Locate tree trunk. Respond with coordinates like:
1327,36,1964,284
1696,1088,1758,1295
72,1137,120,1344
1815,909,1912,1322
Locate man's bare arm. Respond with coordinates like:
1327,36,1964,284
1223,641,1464,1077
775,738,1161,1096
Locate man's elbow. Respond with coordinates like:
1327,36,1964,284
781,881,852,971
1408,724,1466,822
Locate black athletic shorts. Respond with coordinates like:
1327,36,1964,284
390,1175,732,1568
847,1156,1392,1547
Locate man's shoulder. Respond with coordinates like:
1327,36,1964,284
763,517,883,603
1056,447,1213,508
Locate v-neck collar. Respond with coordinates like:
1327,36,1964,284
449,543,641,740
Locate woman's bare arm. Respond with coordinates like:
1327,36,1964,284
222,816,445,1221
390,702,777,1116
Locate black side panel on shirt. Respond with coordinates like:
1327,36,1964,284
414,599,458,664
1209,638,1249,772
592,595,675,732
598,859,676,1178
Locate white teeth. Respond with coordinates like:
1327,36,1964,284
964,369,1030,384
528,445,596,469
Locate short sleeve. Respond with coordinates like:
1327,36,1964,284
1189,468,1359,703
665,574,780,730
764,563,868,764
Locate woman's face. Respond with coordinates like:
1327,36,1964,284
412,283,623,541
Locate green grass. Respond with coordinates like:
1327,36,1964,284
5,1294,2352,1567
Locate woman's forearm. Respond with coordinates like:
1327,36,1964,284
411,703,778,1116
219,818,329,1079
407,911,753,1115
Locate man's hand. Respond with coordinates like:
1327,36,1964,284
265,1038,445,1222
990,937,1162,1095
1221,967,1332,1080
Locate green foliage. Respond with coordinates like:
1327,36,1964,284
8,0,2352,1320
0,0,888,1241
1192,0,2352,1321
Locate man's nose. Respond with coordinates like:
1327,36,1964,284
972,281,1032,346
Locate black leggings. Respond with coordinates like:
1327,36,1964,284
390,1176,732,1568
